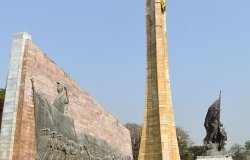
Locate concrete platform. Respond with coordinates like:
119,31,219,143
197,155,233,160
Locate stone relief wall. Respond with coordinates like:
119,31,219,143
33,87,131,160
0,101,3,131
5,37,132,159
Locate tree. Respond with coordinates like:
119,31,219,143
189,145,206,159
176,126,193,147
0,88,5,103
125,124,206,160
245,140,250,151
176,126,194,160
124,123,142,160
176,127,207,160
244,141,250,160
229,143,248,160
0,89,5,131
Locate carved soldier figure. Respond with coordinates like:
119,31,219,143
64,139,72,160
36,128,51,160
74,144,81,160
68,141,77,160
42,131,55,160
103,153,112,160
78,145,90,160
55,134,64,160
47,131,58,160
78,146,85,160
53,82,69,114
61,137,69,159
84,145,94,160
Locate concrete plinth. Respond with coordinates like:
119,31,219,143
197,155,233,160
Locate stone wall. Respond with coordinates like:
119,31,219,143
0,90,3,129
197,156,233,160
0,101,3,131
0,32,132,159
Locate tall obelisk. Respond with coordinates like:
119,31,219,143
139,0,180,159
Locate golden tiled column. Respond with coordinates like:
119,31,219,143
138,0,180,159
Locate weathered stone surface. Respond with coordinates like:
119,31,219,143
33,88,131,160
0,32,31,160
0,32,132,159
138,0,180,160
0,102,3,131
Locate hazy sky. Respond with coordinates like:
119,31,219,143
0,1,250,147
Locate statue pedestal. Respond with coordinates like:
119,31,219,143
205,143,227,156
197,143,233,160
197,155,233,160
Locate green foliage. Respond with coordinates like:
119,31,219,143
125,124,207,160
0,89,5,103
189,146,206,159
245,140,250,150
124,123,142,160
176,127,206,160
176,126,193,159
229,143,250,160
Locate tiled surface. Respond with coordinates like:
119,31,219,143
0,33,132,159
139,0,180,159
0,32,31,160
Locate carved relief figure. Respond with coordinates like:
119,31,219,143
32,79,132,160
68,140,77,160
48,131,58,160
53,82,69,114
36,128,51,160
55,134,63,160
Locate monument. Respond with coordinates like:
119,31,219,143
138,0,180,159
197,92,232,160
0,32,133,159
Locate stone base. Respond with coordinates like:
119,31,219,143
197,155,233,160
205,143,227,156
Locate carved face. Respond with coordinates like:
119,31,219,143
63,137,68,143
57,135,62,140
57,83,64,93
45,128,50,135
51,132,57,138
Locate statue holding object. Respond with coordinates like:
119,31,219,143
203,91,228,156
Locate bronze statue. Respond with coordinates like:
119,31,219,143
203,92,228,156
218,123,227,150
161,0,166,13
204,98,220,144
209,109,219,143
